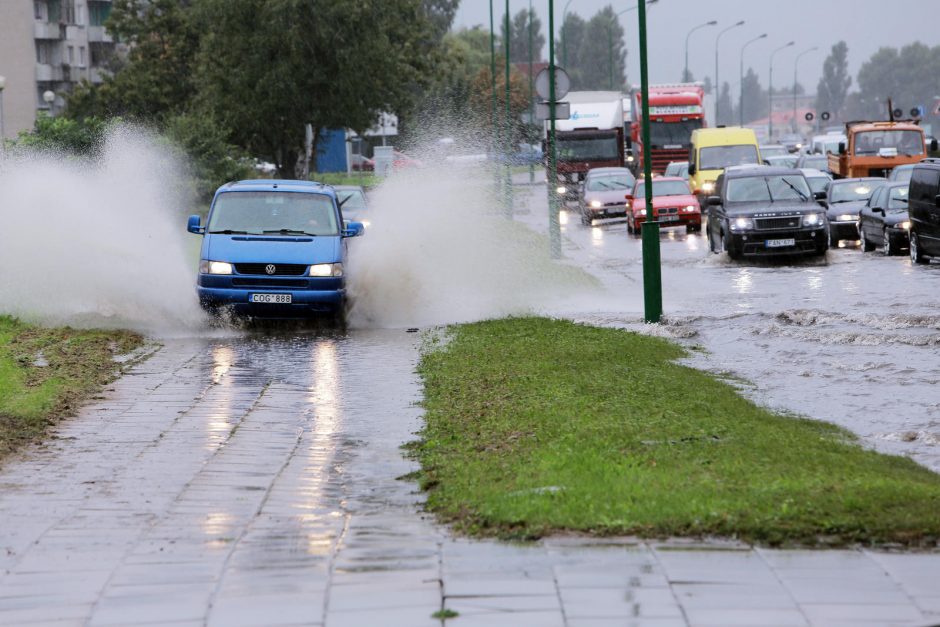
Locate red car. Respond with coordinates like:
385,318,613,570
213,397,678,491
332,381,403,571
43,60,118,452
626,176,702,235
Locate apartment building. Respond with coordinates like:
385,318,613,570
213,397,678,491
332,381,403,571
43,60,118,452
0,0,115,139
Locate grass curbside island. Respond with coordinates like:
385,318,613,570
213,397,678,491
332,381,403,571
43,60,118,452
411,317,940,547
0,316,144,462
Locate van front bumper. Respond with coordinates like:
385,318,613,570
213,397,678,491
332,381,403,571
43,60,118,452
197,275,345,316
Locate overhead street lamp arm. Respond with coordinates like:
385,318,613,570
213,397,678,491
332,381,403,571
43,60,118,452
684,19,717,82
768,40,796,140
793,46,819,132
715,20,744,125
739,33,767,125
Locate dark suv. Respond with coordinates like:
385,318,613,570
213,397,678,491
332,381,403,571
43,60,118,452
909,158,940,264
706,166,828,259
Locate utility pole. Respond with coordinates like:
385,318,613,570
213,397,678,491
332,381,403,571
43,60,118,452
715,20,744,126
739,34,767,126
528,0,535,183
769,41,795,142
638,0,661,322
490,1,500,199
548,0,561,258
504,0,513,218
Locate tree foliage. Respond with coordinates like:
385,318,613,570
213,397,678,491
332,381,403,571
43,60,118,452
556,12,586,78
717,82,734,127
574,7,626,90
500,9,545,64
740,67,768,124
422,0,460,42
11,113,114,155
855,42,940,120
815,41,852,121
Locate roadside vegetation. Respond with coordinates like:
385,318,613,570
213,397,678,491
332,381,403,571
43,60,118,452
0,316,143,462
413,317,940,546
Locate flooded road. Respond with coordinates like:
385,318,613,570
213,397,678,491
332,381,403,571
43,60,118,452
512,177,940,472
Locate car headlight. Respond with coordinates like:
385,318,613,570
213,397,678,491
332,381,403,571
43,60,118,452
556,186,567,195
636,208,647,217
730,217,754,230
836,214,856,222
626,155,635,163
683,205,697,213
803,212,824,227
899,221,911,230
200,260,233,275
701,181,715,193
589,200,602,208
310,263,344,277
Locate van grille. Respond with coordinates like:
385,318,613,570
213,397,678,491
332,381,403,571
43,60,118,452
755,216,801,230
234,263,308,276
232,278,308,288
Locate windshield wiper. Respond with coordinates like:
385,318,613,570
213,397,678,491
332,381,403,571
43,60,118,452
830,199,860,204
779,178,808,202
207,229,250,234
262,229,318,236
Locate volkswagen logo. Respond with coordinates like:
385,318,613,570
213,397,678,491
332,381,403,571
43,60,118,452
265,264,276,275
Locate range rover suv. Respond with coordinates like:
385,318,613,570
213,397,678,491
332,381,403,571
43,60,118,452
706,166,828,259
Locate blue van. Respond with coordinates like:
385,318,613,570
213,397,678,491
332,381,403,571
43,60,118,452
187,179,363,318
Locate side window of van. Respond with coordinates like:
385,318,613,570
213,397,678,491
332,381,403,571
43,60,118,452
910,167,940,202
689,147,696,171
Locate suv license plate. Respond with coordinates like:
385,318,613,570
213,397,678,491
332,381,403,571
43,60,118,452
250,293,292,304
765,238,796,248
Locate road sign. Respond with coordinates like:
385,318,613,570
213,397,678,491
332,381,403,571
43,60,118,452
893,108,904,119
912,106,925,118
805,112,815,122
537,101,570,121
821,111,831,121
535,66,571,101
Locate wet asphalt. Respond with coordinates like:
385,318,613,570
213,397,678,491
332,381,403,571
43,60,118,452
1,175,940,626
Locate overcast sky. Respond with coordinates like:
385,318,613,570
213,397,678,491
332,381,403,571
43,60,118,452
454,0,940,95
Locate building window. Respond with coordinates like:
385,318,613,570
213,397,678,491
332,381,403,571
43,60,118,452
63,0,76,24
79,46,86,66
68,46,74,64
34,1,46,20
89,1,111,27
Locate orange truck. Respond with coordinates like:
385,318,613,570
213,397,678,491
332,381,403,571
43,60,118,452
828,120,937,179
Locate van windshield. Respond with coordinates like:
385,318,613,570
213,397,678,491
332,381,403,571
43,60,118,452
698,144,759,170
207,192,339,236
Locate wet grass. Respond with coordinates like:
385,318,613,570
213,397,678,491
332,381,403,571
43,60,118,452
0,316,143,462
311,172,383,189
413,317,940,547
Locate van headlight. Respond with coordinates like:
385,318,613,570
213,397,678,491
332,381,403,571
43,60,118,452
836,214,856,222
200,260,233,275
899,221,911,230
803,212,825,227
309,263,344,277
589,200,602,208
556,185,567,195
701,181,715,193
730,217,753,231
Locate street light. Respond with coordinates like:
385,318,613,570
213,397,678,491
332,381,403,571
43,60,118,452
0,75,6,144
739,33,767,126
43,90,55,117
684,20,716,83
769,41,795,141
793,46,818,132
610,1,658,90
714,20,744,125
561,0,575,67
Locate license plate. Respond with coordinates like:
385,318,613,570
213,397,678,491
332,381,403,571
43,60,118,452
765,238,796,248
250,293,292,304
658,215,680,222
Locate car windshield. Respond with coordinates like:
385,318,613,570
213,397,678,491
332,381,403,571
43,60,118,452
586,174,634,191
665,162,689,177
801,156,828,169
887,187,909,211
853,130,924,156
634,179,692,198
761,146,788,157
830,182,877,203
890,166,914,182
725,175,811,203
767,155,798,168
806,177,830,195
698,144,759,170
557,136,619,161
207,191,339,236
336,189,367,211
649,120,702,147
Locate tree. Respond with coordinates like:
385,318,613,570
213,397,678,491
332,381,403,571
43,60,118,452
556,12,586,82
717,82,734,126
856,43,940,120
815,41,851,122
422,0,460,42
500,9,545,64
66,0,201,122
740,67,768,124
470,63,532,142
11,112,114,155
419,27,492,119
575,7,626,90
194,0,437,177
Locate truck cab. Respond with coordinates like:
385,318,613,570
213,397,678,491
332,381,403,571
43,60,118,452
828,121,936,179
630,83,706,175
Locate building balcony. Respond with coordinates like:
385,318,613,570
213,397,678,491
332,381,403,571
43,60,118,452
87,26,113,43
34,22,65,40
35,63,65,82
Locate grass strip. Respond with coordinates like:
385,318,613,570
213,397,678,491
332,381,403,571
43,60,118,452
0,315,143,462
413,317,940,546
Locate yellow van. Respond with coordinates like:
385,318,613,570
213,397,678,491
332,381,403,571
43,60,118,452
688,127,761,198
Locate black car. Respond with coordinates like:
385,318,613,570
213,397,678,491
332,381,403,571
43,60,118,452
909,158,940,263
858,182,910,255
823,177,885,246
706,166,828,259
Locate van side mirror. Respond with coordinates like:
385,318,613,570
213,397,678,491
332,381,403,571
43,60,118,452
813,191,826,201
931,138,939,152
688,163,696,176
762,159,771,166
838,142,846,155
187,215,204,234
872,207,885,215
343,221,365,237
706,195,722,206
935,194,940,209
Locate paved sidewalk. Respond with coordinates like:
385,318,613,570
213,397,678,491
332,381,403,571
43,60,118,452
1,331,938,627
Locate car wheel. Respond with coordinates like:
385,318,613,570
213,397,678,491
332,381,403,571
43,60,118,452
910,231,929,264
859,228,875,252
828,227,839,249
883,229,896,256
723,229,741,260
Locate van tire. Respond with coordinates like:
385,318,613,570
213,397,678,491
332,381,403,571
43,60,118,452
910,232,929,264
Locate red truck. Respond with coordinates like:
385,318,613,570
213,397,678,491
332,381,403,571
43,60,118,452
629,83,706,175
